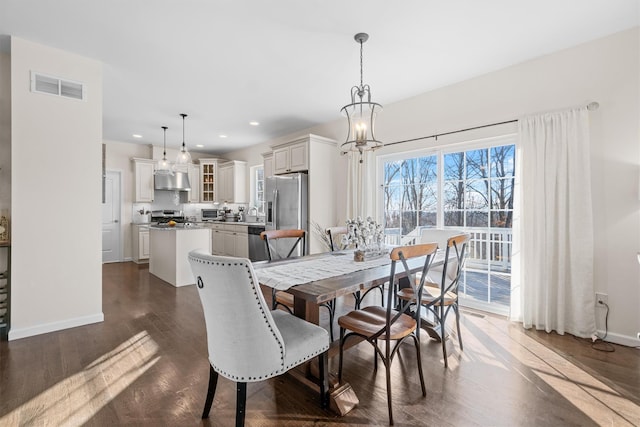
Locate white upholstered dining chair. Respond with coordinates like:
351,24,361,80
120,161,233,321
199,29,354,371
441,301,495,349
188,249,330,426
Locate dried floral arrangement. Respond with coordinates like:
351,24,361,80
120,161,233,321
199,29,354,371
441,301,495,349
343,217,387,261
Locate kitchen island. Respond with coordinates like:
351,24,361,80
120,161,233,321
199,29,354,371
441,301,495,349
149,225,211,287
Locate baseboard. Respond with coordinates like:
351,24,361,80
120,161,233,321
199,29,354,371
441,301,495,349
8,312,104,341
596,330,639,348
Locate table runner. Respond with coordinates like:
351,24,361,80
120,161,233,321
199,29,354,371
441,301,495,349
256,252,391,291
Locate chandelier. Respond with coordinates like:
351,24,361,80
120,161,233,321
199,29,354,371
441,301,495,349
155,126,174,176
340,32,383,159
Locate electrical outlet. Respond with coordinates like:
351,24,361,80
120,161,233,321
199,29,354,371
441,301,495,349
595,292,608,307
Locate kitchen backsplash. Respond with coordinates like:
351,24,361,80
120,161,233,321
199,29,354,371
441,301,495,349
132,191,251,223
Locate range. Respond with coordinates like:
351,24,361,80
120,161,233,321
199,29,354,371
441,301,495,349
151,210,185,224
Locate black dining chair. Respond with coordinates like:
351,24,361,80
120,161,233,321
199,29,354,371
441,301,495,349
261,229,337,341
338,243,438,425
326,226,385,310
397,233,470,368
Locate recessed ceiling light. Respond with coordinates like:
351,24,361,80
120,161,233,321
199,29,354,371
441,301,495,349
132,134,143,138
249,121,260,126
196,144,204,148
219,134,227,138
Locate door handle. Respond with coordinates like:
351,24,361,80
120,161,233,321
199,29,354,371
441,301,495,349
114,220,119,223
273,189,278,229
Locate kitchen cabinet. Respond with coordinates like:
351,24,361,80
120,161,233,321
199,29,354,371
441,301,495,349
132,158,155,202
217,160,247,203
187,164,200,203
132,225,150,263
199,158,222,203
209,223,225,255
273,140,308,174
262,152,274,178
208,223,248,258
230,225,248,258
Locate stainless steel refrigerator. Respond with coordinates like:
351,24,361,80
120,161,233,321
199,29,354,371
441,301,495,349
265,172,308,258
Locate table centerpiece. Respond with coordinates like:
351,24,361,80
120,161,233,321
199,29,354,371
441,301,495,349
343,216,389,261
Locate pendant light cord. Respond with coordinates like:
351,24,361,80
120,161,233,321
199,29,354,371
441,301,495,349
162,126,168,158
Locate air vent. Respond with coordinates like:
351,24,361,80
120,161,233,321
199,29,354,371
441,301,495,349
30,71,86,101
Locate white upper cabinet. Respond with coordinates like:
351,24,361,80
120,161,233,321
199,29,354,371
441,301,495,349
187,163,200,203
262,152,274,178
132,158,155,202
217,160,247,203
273,139,308,174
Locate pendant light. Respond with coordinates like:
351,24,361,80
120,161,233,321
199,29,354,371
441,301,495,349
175,113,192,166
155,126,174,176
340,32,383,160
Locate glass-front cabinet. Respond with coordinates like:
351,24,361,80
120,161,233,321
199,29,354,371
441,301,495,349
199,159,219,203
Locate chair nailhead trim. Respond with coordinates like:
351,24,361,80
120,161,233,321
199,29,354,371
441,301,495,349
191,255,329,381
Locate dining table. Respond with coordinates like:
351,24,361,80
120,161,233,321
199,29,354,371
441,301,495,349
254,248,448,340
253,247,448,414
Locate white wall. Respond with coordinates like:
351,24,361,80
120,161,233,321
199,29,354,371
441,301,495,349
9,37,103,340
224,28,640,345
0,52,10,273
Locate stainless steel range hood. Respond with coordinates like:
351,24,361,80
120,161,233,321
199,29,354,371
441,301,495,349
154,171,191,191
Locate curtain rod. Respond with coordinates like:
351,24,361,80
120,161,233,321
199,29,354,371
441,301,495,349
383,119,517,148
383,101,599,148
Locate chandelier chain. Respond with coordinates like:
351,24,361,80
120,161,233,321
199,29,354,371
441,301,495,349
359,38,364,90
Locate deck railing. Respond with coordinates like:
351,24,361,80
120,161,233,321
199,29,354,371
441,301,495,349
384,226,512,272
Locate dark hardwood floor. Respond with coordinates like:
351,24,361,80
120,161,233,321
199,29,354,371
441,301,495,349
1,262,638,426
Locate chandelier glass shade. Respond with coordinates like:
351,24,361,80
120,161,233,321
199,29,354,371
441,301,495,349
175,113,192,166
340,33,383,157
155,126,174,176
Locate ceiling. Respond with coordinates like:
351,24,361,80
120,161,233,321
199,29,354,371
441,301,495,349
0,1,638,155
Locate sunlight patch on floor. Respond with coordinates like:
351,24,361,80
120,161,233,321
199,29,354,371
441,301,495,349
453,322,508,371
0,330,160,426
468,316,640,426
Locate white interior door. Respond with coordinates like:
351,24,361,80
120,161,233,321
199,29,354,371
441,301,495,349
102,170,122,263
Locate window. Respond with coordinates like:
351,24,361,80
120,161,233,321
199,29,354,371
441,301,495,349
250,165,265,214
379,137,516,314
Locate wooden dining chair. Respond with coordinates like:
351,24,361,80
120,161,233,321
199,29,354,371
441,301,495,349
325,226,385,310
188,249,329,426
325,226,348,252
260,229,306,313
397,233,470,368
338,243,438,425
260,229,337,341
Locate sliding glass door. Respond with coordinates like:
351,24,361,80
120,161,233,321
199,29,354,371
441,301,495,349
379,136,516,315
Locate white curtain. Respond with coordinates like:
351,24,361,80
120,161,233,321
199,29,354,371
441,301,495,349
346,150,375,220
511,107,596,338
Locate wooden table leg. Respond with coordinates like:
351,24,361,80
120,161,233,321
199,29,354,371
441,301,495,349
293,296,319,324
292,295,359,416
